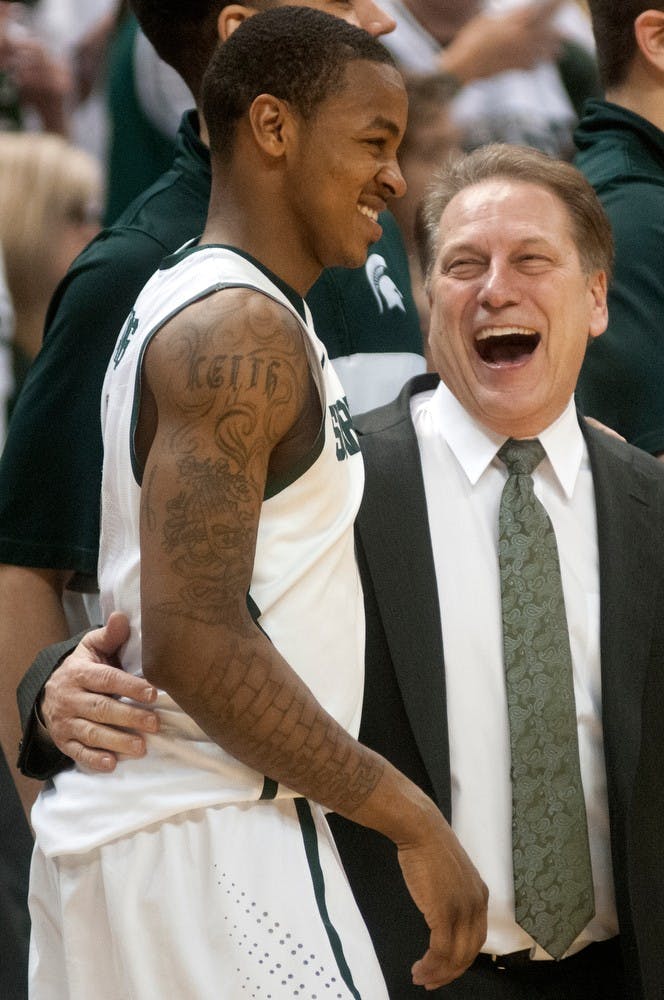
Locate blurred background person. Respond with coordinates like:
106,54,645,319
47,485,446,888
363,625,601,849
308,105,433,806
575,0,664,463
0,0,73,135
0,0,88,137
390,74,462,352
102,0,193,224
380,0,600,158
0,131,102,419
0,0,190,224
1,0,115,148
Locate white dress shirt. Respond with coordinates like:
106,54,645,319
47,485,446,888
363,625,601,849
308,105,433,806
411,380,619,958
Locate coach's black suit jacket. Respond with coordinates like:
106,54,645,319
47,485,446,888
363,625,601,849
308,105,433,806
330,374,664,1000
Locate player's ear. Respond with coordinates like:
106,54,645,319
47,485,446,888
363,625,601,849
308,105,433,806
634,9,664,74
217,4,255,42
248,94,295,160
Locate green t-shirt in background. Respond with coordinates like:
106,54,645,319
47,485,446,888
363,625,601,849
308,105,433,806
575,100,664,455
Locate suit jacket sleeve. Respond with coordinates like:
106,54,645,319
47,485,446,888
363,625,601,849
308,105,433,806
16,631,90,780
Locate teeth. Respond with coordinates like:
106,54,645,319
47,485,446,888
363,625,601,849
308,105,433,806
358,204,378,222
475,326,538,341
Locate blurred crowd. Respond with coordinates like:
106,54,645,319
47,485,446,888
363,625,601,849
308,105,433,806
0,0,597,445
0,0,194,439
9,2,664,998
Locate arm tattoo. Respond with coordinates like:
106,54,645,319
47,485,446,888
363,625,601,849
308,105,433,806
149,295,307,626
160,454,253,624
191,635,385,816
144,293,381,816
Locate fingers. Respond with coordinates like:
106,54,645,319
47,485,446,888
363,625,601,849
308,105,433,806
410,873,488,988
397,815,488,990
506,7,562,67
56,738,136,774
411,885,488,989
42,668,158,734
4,37,73,100
54,659,157,703
453,2,563,82
56,713,154,773
40,638,159,766
79,611,131,664
41,682,159,769
67,686,159,731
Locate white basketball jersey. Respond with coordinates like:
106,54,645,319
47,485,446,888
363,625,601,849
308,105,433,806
33,245,365,857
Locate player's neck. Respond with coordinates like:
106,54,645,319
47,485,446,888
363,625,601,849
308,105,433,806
201,198,321,299
202,134,324,297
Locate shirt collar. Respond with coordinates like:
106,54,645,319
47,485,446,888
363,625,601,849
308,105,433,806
427,381,584,499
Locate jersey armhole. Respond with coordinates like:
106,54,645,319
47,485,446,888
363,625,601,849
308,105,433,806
263,320,327,501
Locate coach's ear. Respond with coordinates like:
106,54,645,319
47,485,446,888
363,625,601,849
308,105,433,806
634,9,664,75
217,4,255,42
587,269,608,342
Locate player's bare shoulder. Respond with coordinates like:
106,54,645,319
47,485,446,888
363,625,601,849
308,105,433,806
146,287,310,415
140,287,318,466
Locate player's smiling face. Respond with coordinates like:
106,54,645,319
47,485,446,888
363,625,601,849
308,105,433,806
287,59,407,272
427,178,608,438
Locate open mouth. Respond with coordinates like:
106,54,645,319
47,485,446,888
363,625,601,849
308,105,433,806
474,326,541,365
358,204,379,223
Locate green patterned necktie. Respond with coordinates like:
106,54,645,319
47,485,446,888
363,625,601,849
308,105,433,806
497,438,595,959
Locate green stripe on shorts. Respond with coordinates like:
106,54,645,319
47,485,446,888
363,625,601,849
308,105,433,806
295,798,362,1000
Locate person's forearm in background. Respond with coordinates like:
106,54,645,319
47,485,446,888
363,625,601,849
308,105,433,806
0,563,70,819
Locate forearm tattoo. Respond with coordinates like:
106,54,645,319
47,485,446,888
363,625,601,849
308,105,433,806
192,635,384,816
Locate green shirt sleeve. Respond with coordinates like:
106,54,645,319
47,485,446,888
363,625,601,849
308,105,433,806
577,179,664,454
0,228,171,582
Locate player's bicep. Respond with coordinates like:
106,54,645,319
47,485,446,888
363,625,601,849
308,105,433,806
138,289,310,638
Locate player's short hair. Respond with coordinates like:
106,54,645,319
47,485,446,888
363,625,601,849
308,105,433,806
201,5,396,162
415,143,614,286
130,0,272,99
586,0,664,90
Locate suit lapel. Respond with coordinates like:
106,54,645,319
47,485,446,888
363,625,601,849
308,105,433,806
583,422,659,812
356,375,452,815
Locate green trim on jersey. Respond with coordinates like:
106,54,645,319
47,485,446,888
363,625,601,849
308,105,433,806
259,778,279,800
161,243,307,324
295,798,362,1000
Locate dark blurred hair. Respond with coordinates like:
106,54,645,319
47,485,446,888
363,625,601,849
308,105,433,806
400,73,459,158
416,143,614,284
587,0,664,90
202,6,396,162
130,0,271,100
